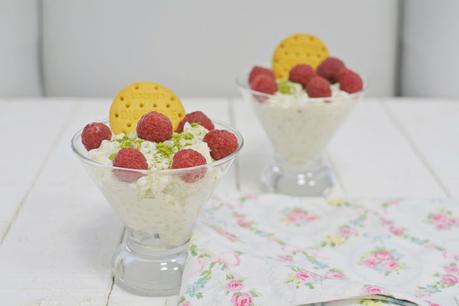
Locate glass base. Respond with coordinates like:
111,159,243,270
261,157,333,197
112,229,187,296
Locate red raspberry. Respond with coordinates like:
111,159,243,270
288,64,316,87
113,148,148,183
317,57,346,84
81,122,112,151
306,76,332,98
338,69,363,94
176,111,215,132
136,111,173,142
248,66,275,84
203,130,238,160
172,149,207,183
249,74,278,95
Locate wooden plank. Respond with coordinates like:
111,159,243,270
0,100,122,306
3,97,450,305
385,99,459,197
107,290,168,306
107,98,235,306
329,99,446,198
0,100,76,239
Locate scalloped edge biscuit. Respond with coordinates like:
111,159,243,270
272,33,329,80
109,82,185,134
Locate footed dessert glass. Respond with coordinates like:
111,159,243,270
237,74,363,197
71,121,243,296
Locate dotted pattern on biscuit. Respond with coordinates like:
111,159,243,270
109,82,186,135
272,33,329,80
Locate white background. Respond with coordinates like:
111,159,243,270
1,0,459,98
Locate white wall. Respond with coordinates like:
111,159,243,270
402,0,459,98
42,0,399,97
0,0,42,97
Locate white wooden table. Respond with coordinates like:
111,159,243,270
0,97,457,306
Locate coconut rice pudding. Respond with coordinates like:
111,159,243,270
253,83,359,165
77,82,240,248
87,123,227,247
243,33,364,167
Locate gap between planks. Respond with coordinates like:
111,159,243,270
0,102,79,246
228,98,242,192
104,228,126,306
381,100,451,198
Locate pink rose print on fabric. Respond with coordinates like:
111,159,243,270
362,285,388,295
363,258,378,269
207,224,238,242
287,266,347,289
380,217,392,226
223,277,260,304
282,207,318,226
441,274,458,285
417,261,459,295
379,218,406,238
233,212,253,229
339,225,356,237
222,232,238,242
278,255,293,263
237,219,252,228
388,225,404,236
444,263,459,274
359,247,405,276
386,260,400,271
324,270,346,280
296,271,313,281
227,280,244,291
321,212,367,248
231,293,253,306
286,266,334,289
425,208,459,231
374,250,391,260
321,225,359,248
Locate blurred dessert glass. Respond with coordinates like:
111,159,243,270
237,74,363,196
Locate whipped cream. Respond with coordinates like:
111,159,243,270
88,122,212,170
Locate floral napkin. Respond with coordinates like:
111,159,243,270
178,194,459,306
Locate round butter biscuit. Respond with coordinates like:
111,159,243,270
272,33,329,80
109,82,185,134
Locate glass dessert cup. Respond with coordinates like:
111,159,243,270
236,74,363,197
71,121,243,296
